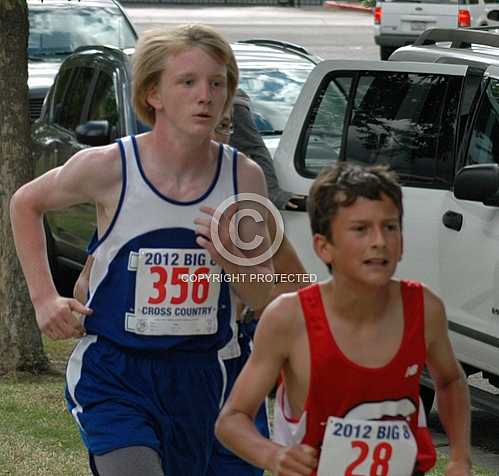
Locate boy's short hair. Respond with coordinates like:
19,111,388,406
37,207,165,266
132,24,239,127
307,162,403,240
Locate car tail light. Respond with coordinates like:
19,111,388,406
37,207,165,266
374,6,382,25
458,9,471,27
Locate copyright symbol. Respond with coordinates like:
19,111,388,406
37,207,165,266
211,193,284,266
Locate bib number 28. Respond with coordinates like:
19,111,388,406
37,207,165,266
346,441,392,476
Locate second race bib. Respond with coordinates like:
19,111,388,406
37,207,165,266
317,416,417,476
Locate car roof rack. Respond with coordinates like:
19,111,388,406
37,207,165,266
236,39,312,56
414,28,499,49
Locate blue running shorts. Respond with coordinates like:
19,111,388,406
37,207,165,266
66,335,224,476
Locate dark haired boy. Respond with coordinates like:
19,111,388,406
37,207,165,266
216,162,472,476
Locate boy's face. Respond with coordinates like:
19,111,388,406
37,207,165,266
315,193,402,287
147,46,228,137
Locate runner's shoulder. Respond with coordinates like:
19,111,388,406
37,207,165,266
64,142,122,187
258,291,304,340
236,152,266,189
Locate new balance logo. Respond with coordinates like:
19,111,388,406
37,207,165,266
405,364,419,378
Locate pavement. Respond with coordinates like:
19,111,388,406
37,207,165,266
323,0,373,13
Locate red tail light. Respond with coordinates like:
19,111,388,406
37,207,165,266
458,9,471,27
374,6,382,25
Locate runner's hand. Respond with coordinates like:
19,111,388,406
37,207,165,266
271,444,318,476
35,295,92,340
194,204,242,268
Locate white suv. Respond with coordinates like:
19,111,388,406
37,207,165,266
374,0,499,59
273,28,499,416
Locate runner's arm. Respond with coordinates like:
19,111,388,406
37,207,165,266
216,295,317,475
196,154,274,310
424,287,472,475
9,146,120,339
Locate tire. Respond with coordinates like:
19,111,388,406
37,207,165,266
420,384,435,419
380,46,396,60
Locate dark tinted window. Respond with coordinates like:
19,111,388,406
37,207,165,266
55,67,94,131
300,75,352,173
50,67,73,122
300,71,460,187
87,71,120,139
466,78,499,164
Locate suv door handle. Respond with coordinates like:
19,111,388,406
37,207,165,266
442,211,463,231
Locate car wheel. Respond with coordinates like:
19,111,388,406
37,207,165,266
380,46,396,60
420,384,435,419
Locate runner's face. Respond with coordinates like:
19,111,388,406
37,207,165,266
327,193,402,287
149,47,228,137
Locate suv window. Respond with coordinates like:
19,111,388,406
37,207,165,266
50,67,73,122
300,75,352,173
87,71,120,139
55,67,95,131
466,78,499,164
300,71,461,186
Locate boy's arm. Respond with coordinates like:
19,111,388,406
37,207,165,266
230,91,293,210
10,146,119,339
215,295,317,475
196,154,275,311
424,287,472,475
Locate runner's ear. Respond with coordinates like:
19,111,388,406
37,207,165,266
312,233,334,268
146,84,163,112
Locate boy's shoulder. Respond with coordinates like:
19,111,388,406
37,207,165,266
399,279,444,313
258,290,306,338
69,140,121,173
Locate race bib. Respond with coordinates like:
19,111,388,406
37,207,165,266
317,416,417,476
126,248,221,336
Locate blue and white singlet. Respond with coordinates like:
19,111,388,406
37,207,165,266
83,135,238,353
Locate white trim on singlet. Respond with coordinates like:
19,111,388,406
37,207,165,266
66,334,98,429
272,383,307,445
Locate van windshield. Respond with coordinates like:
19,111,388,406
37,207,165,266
28,5,137,59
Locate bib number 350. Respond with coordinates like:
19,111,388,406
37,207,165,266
148,266,209,305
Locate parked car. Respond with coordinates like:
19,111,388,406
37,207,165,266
28,0,137,121
373,0,499,59
272,26,499,416
32,39,319,288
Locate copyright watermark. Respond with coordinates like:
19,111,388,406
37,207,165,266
181,273,318,284
211,193,284,266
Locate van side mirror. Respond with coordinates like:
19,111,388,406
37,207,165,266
75,120,110,147
454,164,499,206
487,10,499,22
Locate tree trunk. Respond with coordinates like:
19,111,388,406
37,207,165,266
0,0,48,374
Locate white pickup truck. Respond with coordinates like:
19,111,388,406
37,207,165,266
272,28,499,416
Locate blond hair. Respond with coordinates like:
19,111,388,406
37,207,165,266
132,24,239,127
